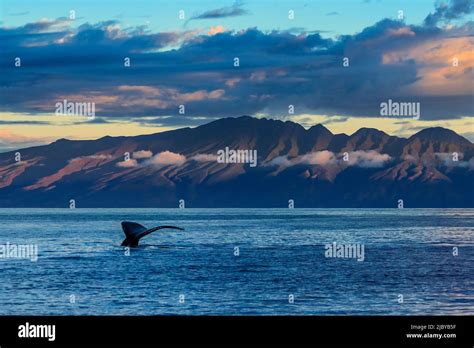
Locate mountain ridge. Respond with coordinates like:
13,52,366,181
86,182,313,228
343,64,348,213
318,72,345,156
0,116,472,207
4,116,472,154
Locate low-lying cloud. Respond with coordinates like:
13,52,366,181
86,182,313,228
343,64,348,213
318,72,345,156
69,154,112,162
117,158,138,168
144,151,186,167
132,150,153,159
115,150,228,168
346,151,392,168
266,150,392,168
434,152,474,169
190,153,219,162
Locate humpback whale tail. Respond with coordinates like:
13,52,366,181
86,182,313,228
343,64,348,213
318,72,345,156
120,221,184,247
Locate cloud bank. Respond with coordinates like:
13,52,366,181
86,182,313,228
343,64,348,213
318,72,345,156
267,150,392,168
0,1,472,126
116,150,217,168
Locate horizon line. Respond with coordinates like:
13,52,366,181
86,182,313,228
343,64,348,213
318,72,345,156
1,114,472,154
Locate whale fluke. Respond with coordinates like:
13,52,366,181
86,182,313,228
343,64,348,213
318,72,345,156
121,221,184,247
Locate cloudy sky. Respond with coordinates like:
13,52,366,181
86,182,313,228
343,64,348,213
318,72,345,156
0,0,473,151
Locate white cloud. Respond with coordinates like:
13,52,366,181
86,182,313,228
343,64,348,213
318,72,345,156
265,155,293,167
190,153,218,162
266,150,391,168
144,151,186,167
133,150,153,159
116,151,188,169
346,150,391,168
299,150,337,165
70,154,112,162
116,159,138,168
434,152,474,169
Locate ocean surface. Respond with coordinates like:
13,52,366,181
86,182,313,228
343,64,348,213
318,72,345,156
0,208,472,315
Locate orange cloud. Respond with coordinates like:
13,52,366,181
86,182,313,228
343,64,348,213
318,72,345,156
132,150,153,159
382,35,474,95
117,159,138,168
180,89,225,102
209,25,226,35
116,85,225,107
225,77,241,87
0,129,50,146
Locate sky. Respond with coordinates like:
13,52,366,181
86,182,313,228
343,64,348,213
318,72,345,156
0,0,473,151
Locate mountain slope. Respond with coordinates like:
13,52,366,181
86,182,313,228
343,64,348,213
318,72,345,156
0,116,472,207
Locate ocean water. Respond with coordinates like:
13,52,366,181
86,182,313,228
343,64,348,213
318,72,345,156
0,208,472,315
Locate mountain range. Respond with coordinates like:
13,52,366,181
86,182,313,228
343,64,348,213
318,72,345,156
1,116,473,207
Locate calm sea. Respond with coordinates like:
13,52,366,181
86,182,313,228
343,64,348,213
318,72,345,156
0,208,472,315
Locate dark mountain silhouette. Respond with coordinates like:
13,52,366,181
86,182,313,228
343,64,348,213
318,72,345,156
0,116,472,207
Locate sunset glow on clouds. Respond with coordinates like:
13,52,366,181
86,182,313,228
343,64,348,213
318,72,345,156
0,0,472,151
115,150,215,168
382,31,474,96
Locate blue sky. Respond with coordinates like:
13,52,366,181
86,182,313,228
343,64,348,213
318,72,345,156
1,0,443,36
